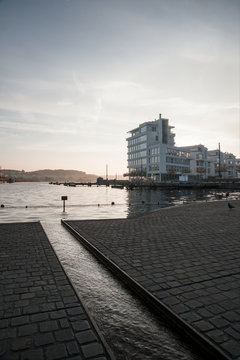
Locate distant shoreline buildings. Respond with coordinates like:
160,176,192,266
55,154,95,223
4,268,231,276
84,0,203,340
126,114,240,181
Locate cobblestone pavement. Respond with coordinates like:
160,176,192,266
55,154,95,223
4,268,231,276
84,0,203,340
0,222,114,360
63,200,240,360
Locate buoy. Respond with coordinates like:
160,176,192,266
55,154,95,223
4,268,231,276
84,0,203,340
26,206,28,208
1,204,4,208
111,202,115,205
98,204,100,207
142,201,145,204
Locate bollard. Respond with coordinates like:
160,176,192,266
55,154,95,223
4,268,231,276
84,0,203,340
61,196,68,212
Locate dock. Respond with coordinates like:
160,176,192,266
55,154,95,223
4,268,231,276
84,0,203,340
49,179,240,190
0,222,114,359
62,200,240,360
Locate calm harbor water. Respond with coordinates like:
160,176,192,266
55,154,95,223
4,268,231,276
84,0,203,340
0,182,238,359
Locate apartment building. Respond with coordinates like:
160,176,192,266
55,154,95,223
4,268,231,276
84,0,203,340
127,114,190,181
180,145,209,179
208,150,237,178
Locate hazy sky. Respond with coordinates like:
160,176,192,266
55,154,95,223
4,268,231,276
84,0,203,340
0,0,239,175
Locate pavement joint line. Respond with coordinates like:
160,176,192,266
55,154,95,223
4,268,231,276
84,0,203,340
1,305,86,320
149,271,240,290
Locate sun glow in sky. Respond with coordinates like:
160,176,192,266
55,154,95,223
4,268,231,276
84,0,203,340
0,0,239,175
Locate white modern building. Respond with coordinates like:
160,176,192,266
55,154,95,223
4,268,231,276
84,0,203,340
126,114,190,181
180,145,209,179
208,150,237,178
127,113,239,181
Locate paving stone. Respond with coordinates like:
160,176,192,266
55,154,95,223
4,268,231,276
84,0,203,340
21,293,36,300
221,339,240,358
232,324,240,333
45,343,67,359
76,330,98,345
39,321,58,333
209,316,230,329
0,328,17,340
0,340,8,356
225,327,240,340
59,319,70,328
180,311,202,324
0,319,9,329
67,307,84,316
18,324,38,337
82,342,104,358
5,295,19,302
20,348,44,360
72,320,91,332
67,341,80,356
31,313,49,323
54,328,75,342
196,308,213,319
223,311,239,322
206,329,229,344
34,332,55,346
11,337,32,351
171,303,190,314
50,310,66,320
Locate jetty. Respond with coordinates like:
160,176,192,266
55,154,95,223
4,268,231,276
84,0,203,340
0,222,114,359
62,200,240,360
49,179,240,190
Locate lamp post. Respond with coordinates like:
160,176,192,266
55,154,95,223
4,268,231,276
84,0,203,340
218,142,221,179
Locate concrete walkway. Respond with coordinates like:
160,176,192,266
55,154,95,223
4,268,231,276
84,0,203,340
0,222,114,360
62,200,240,360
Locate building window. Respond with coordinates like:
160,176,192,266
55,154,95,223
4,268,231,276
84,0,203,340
141,126,147,133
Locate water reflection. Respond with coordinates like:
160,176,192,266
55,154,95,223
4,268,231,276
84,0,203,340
126,188,238,217
0,182,239,223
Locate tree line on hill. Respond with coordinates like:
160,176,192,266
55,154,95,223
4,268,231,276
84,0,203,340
0,169,98,183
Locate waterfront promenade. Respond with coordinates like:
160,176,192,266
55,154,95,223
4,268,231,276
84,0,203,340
0,222,114,360
62,200,240,360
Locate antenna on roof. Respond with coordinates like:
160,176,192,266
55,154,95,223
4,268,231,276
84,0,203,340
106,164,108,181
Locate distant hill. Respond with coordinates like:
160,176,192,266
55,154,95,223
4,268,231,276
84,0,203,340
1,169,98,182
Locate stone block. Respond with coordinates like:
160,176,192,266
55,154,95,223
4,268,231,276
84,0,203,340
45,344,67,359
34,332,55,346
82,342,104,358
76,330,98,345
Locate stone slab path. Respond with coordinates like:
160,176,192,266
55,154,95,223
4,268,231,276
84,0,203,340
63,200,240,360
0,221,114,360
